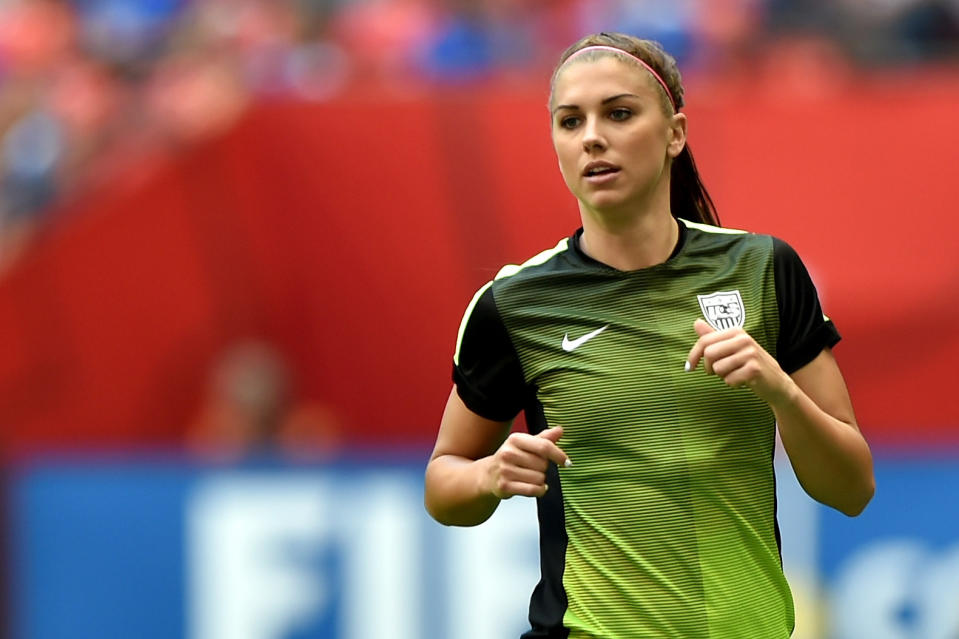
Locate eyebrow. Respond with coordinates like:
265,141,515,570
552,93,641,115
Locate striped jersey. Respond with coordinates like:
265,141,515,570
452,218,840,639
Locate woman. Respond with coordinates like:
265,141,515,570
424,32,874,639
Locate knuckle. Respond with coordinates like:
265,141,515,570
499,448,519,464
535,441,554,460
528,455,547,472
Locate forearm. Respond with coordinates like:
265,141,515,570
770,379,875,516
424,454,500,527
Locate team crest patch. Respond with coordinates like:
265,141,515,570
697,290,745,330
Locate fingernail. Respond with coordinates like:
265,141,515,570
543,484,549,493
684,361,691,372
564,458,573,468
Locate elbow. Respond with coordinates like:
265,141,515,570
424,491,494,527
423,492,453,526
423,461,449,524
423,493,440,522
424,503,482,527
423,474,491,527
834,443,877,517
837,473,876,517
425,504,450,526
423,474,451,525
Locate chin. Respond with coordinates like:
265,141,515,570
580,195,631,216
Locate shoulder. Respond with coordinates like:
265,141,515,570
679,220,803,254
679,218,776,258
679,221,817,284
769,236,805,267
476,236,580,305
491,236,574,285
455,236,574,351
679,218,751,237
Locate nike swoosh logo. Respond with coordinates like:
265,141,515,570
562,325,609,352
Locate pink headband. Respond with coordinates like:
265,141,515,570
562,45,677,110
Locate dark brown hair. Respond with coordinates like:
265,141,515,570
551,33,720,227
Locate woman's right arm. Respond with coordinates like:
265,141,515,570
425,386,569,527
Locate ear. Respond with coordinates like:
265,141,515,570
667,112,687,159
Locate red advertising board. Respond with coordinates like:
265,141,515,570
0,75,956,453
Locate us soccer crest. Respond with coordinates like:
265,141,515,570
697,290,745,330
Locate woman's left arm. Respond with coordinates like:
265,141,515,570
769,348,874,516
687,319,875,516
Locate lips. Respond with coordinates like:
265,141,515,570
582,161,620,177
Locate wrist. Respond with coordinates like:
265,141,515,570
476,455,502,501
763,371,800,412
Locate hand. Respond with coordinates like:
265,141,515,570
485,426,570,499
685,319,792,404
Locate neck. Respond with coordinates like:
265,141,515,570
578,181,680,270
580,211,679,271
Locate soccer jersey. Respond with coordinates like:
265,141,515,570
452,218,840,639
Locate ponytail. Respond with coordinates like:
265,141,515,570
670,144,720,226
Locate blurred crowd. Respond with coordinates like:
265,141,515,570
0,0,957,273
187,339,344,461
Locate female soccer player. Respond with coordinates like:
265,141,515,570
424,32,874,639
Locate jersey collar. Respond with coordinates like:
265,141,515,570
568,218,688,271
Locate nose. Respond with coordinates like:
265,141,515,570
582,116,606,152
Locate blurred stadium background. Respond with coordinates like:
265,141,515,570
1,0,958,638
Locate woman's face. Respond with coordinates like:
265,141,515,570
550,55,686,216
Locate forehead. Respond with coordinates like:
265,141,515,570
552,55,661,107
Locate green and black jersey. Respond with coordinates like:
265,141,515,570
452,219,840,639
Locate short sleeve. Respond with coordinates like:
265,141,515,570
773,238,842,373
452,285,530,422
